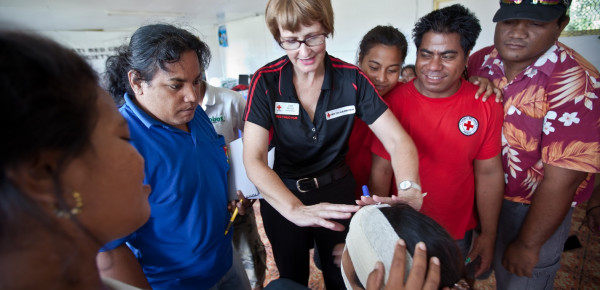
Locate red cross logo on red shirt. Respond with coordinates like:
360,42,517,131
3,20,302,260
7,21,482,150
463,121,474,131
458,116,478,136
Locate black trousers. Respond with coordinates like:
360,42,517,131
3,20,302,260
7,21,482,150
260,172,356,290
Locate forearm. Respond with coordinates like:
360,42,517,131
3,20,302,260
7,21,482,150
245,158,303,219
389,138,420,186
476,196,503,240
517,188,573,249
242,122,357,230
368,153,393,197
242,121,303,220
369,110,420,185
516,165,587,248
97,245,151,289
368,110,420,209
474,156,504,237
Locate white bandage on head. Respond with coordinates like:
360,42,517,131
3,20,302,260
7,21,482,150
341,204,413,289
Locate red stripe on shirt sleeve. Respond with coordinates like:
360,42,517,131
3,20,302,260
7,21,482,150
244,59,288,121
330,56,384,102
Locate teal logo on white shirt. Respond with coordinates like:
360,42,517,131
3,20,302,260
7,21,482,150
210,115,225,123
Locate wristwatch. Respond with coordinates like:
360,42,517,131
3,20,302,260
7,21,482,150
398,180,421,192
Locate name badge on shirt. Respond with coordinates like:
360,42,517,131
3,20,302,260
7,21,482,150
325,105,356,120
275,102,300,116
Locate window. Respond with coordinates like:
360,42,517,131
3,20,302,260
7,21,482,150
562,0,600,36
433,0,459,10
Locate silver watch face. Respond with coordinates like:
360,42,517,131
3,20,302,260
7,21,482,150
399,180,411,190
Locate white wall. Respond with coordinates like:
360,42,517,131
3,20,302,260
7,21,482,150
328,0,424,64
39,30,132,75
39,25,227,81
206,15,278,81
192,25,224,80
210,0,430,78
212,0,598,80
559,35,600,70
39,0,599,81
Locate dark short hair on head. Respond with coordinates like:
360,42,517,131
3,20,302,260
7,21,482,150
401,64,416,75
379,204,464,288
357,25,408,65
105,24,211,105
412,4,481,57
0,30,99,242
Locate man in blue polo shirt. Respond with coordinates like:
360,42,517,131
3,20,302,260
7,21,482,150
98,24,250,290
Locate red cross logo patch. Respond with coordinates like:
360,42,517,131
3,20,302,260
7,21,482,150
458,116,478,136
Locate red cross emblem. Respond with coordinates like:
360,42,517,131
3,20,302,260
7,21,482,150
463,121,474,131
276,105,282,111
458,116,478,136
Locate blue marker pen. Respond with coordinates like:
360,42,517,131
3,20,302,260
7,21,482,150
362,185,371,197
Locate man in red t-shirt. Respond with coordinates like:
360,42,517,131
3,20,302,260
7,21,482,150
369,4,504,278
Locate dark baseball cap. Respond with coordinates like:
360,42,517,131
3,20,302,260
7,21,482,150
493,0,570,22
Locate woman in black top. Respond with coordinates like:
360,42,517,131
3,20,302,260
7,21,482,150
243,0,422,288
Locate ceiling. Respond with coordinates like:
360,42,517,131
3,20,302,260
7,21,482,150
0,0,269,31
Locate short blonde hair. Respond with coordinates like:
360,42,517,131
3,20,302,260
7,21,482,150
265,0,334,41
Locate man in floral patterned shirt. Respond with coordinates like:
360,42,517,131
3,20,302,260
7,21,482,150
468,0,600,289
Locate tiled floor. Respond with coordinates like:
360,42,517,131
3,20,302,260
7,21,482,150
553,201,600,289
254,202,325,289
255,201,600,289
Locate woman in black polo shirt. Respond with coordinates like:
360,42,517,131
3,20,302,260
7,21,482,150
243,0,422,288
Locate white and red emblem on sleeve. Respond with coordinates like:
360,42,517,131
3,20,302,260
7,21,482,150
458,116,478,136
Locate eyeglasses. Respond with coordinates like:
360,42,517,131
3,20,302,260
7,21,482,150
278,33,327,50
501,0,565,5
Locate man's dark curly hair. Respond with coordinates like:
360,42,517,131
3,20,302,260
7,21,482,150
412,4,481,57
105,24,211,106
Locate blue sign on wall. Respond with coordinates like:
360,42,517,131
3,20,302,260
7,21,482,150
218,25,228,47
